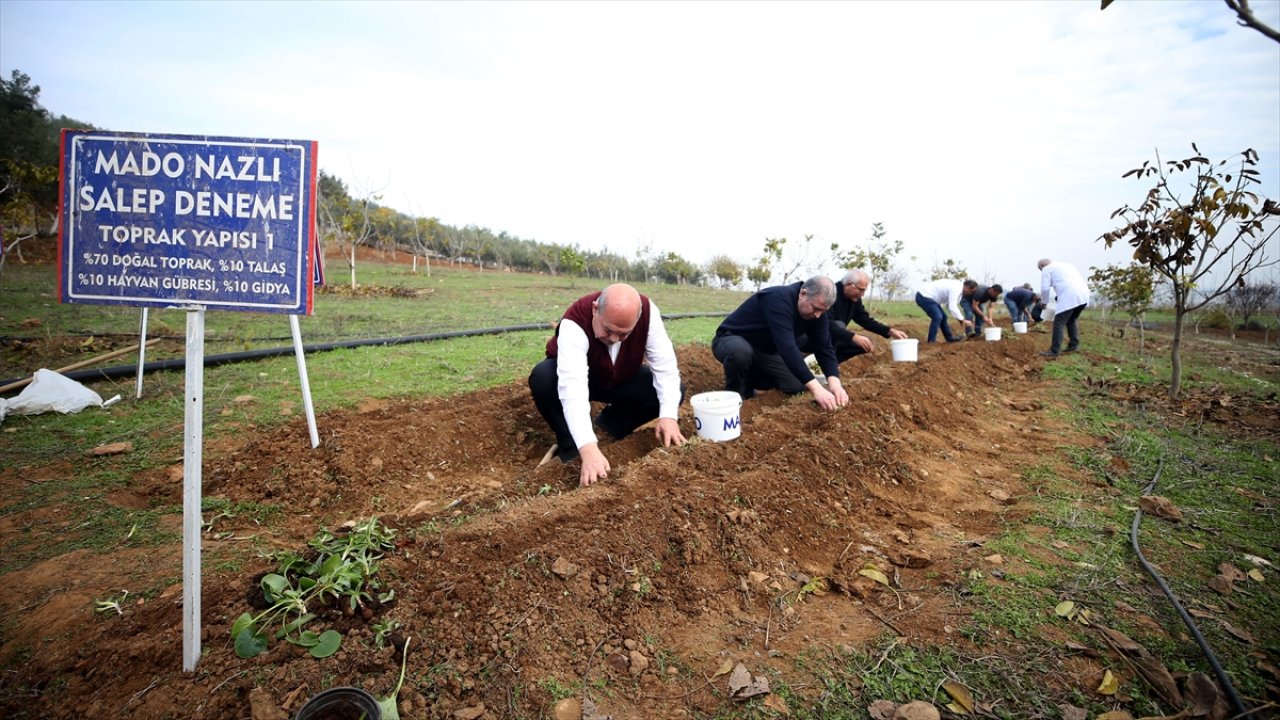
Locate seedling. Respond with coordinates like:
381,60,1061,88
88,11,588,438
232,516,397,659
94,590,130,616
372,617,402,649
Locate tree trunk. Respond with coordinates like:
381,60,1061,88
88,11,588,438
349,245,357,290
1138,312,1146,355
1169,309,1185,400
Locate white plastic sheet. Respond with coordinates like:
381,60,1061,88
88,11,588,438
0,369,112,424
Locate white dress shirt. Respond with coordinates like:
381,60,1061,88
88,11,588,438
1040,262,1091,311
917,279,966,319
555,300,681,450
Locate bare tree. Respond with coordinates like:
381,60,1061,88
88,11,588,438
1102,0,1280,43
1225,282,1278,330
1101,145,1280,398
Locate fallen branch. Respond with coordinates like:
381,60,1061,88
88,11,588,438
0,338,161,394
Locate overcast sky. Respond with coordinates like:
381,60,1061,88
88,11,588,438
3,0,1278,290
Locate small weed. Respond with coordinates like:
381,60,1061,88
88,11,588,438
93,590,130,616
537,677,577,701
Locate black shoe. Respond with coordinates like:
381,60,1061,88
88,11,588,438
1039,351,1059,358
1063,346,1079,354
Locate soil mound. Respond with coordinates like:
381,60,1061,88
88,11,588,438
1,338,1065,719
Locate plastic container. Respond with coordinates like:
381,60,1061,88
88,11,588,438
690,391,742,441
1012,321,1028,334
984,327,1002,341
294,687,382,720
1042,306,1056,323
889,338,919,362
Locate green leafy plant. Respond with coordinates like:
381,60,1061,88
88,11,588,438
232,517,397,659
372,617,402,649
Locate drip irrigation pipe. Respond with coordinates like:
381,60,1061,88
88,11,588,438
1130,456,1247,716
0,312,728,390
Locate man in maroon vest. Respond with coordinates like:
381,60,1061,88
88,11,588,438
529,283,686,487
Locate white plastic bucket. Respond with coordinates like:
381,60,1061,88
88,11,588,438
1042,306,1056,323
889,338,918,362
1012,321,1028,334
691,391,743,442
984,327,1003,341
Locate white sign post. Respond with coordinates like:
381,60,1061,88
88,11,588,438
182,307,205,672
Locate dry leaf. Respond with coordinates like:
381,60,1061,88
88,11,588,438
1247,568,1264,582
1057,704,1087,720
712,659,734,678
1097,669,1120,695
1221,622,1255,643
1099,626,1142,652
867,700,898,720
761,693,790,716
1242,553,1273,568
1181,540,1204,549
942,681,976,714
728,663,770,700
1138,495,1183,522
1217,563,1247,583
1182,671,1223,717
859,567,890,586
1095,712,1133,720
1206,575,1234,595
1055,601,1076,618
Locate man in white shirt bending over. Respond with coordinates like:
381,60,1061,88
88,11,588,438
529,283,686,487
914,278,977,343
1037,258,1091,358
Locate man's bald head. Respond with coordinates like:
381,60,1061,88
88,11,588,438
593,284,642,343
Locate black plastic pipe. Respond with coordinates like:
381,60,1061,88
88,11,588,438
1130,456,1247,716
0,312,727,389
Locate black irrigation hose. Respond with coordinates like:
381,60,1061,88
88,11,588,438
1130,456,1248,716
0,312,728,390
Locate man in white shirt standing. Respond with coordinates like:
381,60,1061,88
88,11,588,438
914,278,977,342
529,283,686,487
1037,258,1091,357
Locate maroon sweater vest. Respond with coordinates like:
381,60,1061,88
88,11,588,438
545,292,651,389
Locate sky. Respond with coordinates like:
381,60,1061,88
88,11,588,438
3,0,1279,291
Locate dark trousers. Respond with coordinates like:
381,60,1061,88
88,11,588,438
1049,304,1086,354
712,333,806,397
915,292,958,343
797,326,867,363
528,359,670,461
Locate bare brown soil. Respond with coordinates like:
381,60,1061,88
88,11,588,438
0,334,1121,720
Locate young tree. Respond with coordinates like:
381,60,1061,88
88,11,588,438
1089,263,1155,353
746,262,771,291
879,266,912,302
928,257,969,281
835,222,905,298
706,254,744,289
751,237,786,285
559,246,586,287
1101,145,1280,398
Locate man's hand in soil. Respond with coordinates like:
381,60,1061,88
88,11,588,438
807,379,846,411
578,443,611,487
852,335,875,354
654,417,686,448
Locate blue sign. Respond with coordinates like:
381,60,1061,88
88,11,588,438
59,130,318,314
